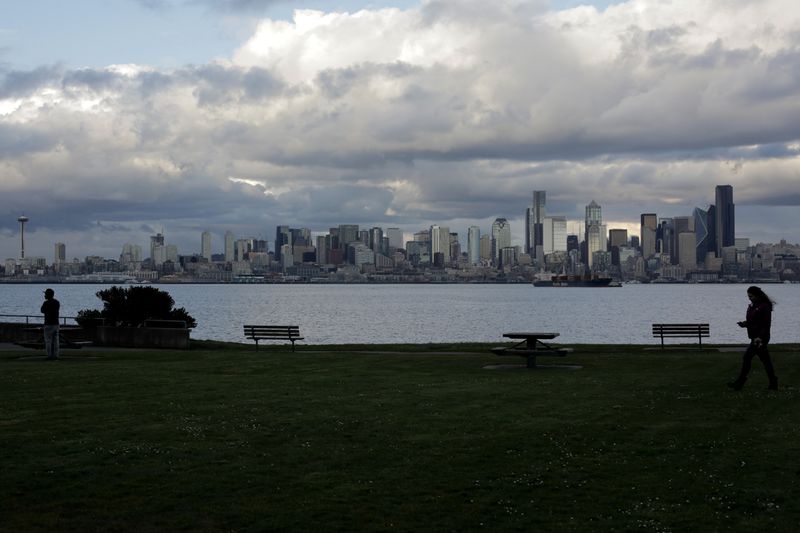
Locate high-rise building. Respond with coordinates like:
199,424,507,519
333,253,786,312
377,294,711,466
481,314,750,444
337,225,359,251
467,226,480,265
386,228,403,250
608,229,627,267
224,231,235,262
715,185,735,257
369,227,384,254
678,232,697,268
542,216,567,255
657,218,675,263
693,207,710,265
479,234,492,261
491,218,511,264
274,226,290,261
430,225,451,264
54,242,66,264
150,232,164,262
673,216,694,267
640,213,657,258
526,191,546,259
584,201,605,268
201,231,212,261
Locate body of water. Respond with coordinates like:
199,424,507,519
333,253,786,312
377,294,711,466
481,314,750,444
1,283,797,345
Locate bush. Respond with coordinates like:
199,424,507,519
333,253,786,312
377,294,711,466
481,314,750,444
76,286,197,329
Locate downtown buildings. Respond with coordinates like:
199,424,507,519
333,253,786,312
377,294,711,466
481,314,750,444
3,184,799,283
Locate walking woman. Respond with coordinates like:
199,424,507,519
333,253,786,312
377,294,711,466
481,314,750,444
729,286,778,390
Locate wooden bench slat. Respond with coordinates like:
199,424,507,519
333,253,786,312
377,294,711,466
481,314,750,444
243,325,303,352
652,323,710,348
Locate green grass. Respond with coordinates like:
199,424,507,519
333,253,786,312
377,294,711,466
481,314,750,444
1,343,799,532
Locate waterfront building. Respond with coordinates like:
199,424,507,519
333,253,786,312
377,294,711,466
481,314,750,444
467,226,480,265
499,246,517,269
715,184,735,257
201,231,212,261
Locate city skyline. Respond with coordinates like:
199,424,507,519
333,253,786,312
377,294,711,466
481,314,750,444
2,0,800,259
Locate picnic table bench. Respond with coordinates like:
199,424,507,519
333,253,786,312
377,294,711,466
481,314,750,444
243,325,303,352
652,323,709,348
491,332,573,368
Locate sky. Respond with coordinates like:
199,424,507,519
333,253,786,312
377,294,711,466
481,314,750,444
1,0,799,261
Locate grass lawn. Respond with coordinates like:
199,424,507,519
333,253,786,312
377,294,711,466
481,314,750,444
1,342,799,532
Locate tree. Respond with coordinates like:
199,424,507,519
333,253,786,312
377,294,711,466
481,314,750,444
76,286,197,328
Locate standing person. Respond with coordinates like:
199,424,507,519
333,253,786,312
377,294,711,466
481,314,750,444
41,288,60,360
728,286,778,390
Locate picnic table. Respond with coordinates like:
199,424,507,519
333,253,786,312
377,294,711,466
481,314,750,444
490,332,573,368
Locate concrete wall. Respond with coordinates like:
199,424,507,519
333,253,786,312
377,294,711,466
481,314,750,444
95,326,190,349
0,322,42,343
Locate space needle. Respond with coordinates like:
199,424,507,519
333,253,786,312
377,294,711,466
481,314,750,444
17,215,29,259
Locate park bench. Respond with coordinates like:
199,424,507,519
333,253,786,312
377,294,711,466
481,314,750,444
652,323,710,348
243,325,304,352
491,332,574,368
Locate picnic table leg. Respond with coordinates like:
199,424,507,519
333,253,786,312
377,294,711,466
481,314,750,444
526,355,537,368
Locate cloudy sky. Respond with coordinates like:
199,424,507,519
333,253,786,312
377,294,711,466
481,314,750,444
2,0,799,261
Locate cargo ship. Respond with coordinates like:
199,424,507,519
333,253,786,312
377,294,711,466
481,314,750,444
533,274,617,287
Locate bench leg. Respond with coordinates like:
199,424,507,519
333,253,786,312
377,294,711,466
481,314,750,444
290,340,295,352
254,340,259,352
526,355,537,368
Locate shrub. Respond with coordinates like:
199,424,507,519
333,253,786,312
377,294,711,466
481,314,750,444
76,286,197,329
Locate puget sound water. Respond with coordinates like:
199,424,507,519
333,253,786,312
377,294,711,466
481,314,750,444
1,283,798,345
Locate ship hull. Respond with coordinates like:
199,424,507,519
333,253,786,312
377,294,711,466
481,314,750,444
533,276,614,287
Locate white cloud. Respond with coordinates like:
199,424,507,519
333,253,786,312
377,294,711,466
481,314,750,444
2,0,800,259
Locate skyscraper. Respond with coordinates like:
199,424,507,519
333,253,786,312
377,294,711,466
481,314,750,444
274,226,290,261
640,213,657,258
468,226,480,265
491,218,511,264
430,225,451,264
150,232,164,262
693,207,710,265
54,242,66,264
584,201,605,268
201,231,212,261
528,191,546,260
715,185,735,257
386,228,403,250
224,231,235,263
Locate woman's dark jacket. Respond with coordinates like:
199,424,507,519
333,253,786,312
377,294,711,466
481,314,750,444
744,301,772,343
